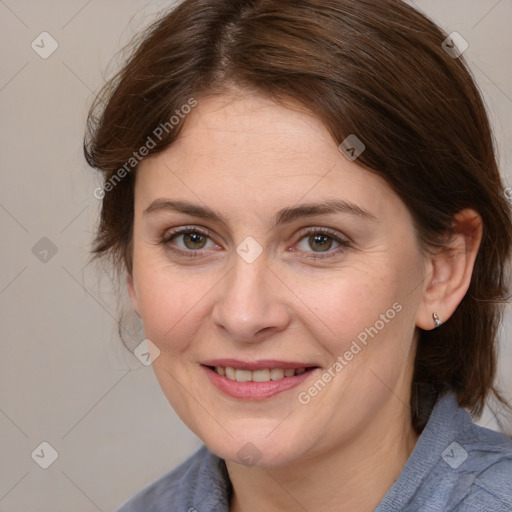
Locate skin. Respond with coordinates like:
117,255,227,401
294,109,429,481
128,90,482,511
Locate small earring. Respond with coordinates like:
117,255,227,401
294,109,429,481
433,312,443,328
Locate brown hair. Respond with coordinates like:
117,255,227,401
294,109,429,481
84,0,512,432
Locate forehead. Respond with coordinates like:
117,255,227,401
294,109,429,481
135,92,401,220
168,93,336,173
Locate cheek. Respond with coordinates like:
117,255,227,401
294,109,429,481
134,262,217,353
298,265,400,342
297,259,421,390
301,272,417,407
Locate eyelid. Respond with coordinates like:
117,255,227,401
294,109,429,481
161,225,212,240
294,226,351,243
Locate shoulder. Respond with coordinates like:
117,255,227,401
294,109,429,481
423,396,512,510
448,417,512,510
460,458,512,511
116,445,231,511
376,394,512,511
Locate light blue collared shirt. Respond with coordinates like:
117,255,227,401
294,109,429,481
117,393,512,511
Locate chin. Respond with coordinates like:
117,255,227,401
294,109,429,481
199,424,311,468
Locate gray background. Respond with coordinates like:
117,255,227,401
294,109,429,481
0,1,511,510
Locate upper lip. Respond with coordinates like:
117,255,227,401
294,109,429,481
201,359,319,371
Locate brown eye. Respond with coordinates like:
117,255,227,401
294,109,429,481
182,232,208,249
163,228,218,252
307,233,334,252
294,228,350,259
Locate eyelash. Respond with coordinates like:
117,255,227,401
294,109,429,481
159,226,351,260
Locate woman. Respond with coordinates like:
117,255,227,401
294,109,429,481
84,0,512,510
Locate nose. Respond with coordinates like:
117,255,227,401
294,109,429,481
211,255,291,342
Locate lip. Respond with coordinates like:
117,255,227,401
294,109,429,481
201,359,316,371
201,360,320,400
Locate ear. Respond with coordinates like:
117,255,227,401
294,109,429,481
416,209,482,330
127,274,141,318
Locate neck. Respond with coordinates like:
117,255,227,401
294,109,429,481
227,398,419,512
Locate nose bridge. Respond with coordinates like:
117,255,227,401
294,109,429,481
212,252,289,340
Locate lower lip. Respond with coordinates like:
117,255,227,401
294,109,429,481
202,365,317,400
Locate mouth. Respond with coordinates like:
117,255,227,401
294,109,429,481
208,365,313,382
200,360,320,400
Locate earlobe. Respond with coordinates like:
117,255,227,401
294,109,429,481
416,209,483,330
127,274,141,318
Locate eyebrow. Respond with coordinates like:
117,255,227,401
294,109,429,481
274,200,377,225
143,199,377,225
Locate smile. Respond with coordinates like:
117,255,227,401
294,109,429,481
211,366,309,382
201,361,319,400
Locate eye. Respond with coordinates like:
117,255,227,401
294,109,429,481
176,231,211,250
299,233,336,252
294,228,350,259
160,227,220,254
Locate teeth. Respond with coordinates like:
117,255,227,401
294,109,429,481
216,366,309,382
252,369,271,382
235,369,252,382
270,368,284,380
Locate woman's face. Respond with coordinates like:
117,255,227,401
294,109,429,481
129,92,429,467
